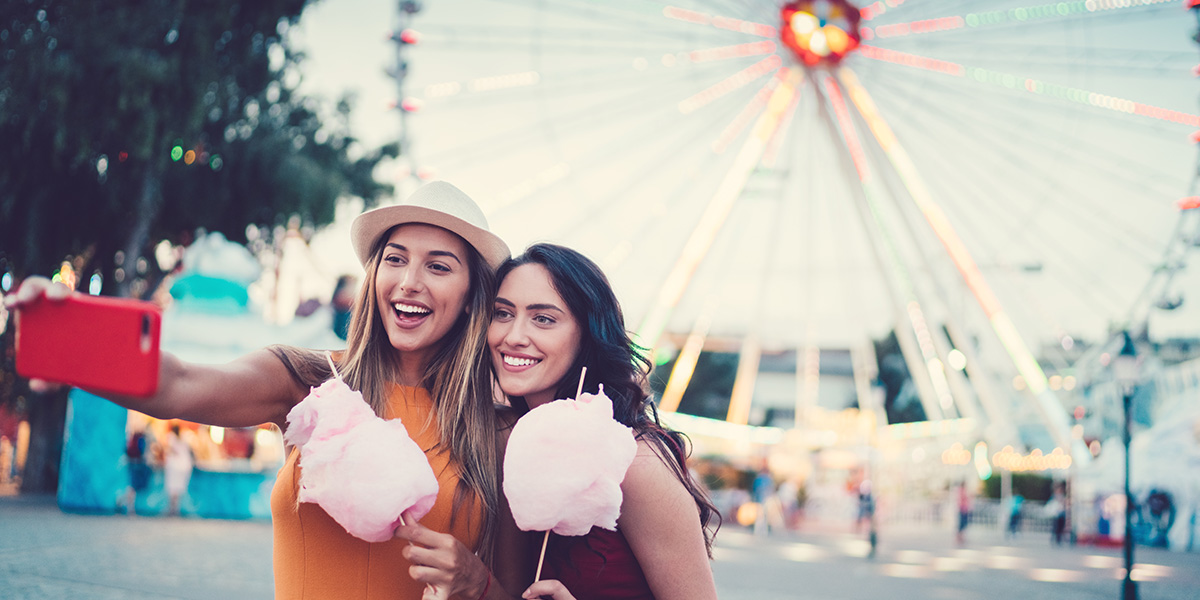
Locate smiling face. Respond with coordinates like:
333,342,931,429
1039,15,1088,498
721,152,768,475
488,263,582,409
374,223,473,368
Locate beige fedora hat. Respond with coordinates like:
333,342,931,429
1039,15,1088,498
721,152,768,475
351,181,510,270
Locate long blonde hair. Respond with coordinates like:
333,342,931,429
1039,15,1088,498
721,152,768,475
271,225,500,565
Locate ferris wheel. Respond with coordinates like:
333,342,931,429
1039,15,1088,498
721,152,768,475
391,0,1200,455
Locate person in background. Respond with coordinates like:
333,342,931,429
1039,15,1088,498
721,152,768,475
1008,493,1025,538
120,426,152,515
483,243,720,600
331,274,358,341
956,481,972,546
0,435,13,486
163,423,194,516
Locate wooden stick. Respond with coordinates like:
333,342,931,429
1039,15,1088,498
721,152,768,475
531,366,584,584
575,366,587,399
533,529,551,582
324,351,340,380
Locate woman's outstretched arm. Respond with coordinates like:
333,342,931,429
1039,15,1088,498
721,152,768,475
6,276,305,430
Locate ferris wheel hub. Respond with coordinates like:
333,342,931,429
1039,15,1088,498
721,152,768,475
780,0,863,68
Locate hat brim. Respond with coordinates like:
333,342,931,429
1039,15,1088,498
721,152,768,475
351,204,510,270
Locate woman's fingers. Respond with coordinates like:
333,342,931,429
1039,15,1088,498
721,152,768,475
4,276,71,308
28,379,63,394
523,579,575,600
394,519,448,548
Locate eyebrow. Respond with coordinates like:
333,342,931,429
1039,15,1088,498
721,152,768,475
385,243,462,265
494,297,565,313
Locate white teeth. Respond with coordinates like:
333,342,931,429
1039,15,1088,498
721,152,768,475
504,355,539,367
394,303,430,315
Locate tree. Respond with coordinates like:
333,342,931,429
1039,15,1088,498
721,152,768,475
0,1,397,492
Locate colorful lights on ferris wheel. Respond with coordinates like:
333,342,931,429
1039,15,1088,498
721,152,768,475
857,46,1200,127
661,6,776,37
857,46,964,76
677,55,782,114
688,40,777,63
862,16,964,39
711,68,790,154
858,0,906,21
780,1,863,67
861,1,1179,40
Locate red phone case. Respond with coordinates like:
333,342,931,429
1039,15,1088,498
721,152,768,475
15,294,162,398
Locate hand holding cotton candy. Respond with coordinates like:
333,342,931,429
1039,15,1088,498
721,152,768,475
283,355,439,543
503,383,638,536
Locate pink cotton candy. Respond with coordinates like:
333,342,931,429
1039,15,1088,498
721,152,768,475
503,385,637,536
284,377,439,543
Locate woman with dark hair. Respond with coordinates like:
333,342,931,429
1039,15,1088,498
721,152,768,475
488,243,720,600
7,181,531,600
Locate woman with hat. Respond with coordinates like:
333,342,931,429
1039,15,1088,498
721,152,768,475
6,181,532,599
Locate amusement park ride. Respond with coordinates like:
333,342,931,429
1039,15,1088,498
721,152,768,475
384,0,1200,474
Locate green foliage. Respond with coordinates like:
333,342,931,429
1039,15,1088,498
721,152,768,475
983,472,1054,502
649,351,739,420
0,0,395,295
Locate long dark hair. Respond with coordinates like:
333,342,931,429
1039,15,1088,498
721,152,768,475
497,243,720,555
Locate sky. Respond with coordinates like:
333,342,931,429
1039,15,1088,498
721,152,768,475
287,0,1200,371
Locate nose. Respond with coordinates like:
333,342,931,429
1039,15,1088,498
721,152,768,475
501,316,530,348
397,264,424,294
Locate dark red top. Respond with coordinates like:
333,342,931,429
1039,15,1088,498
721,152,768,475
542,527,655,600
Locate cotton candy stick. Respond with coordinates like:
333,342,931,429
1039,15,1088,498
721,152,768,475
399,513,448,600
532,366,586,583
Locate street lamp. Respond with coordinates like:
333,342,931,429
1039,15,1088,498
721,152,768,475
1112,330,1140,600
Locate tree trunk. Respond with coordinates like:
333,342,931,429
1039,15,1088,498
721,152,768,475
19,388,68,494
117,166,162,298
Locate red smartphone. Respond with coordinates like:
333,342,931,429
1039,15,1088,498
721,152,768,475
15,294,162,398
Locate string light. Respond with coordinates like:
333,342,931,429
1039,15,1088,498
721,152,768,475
992,446,1073,471
662,6,776,37
857,47,1200,127
678,55,782,114
688,40,776,63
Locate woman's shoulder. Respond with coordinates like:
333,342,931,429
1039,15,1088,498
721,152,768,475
623,438,683,493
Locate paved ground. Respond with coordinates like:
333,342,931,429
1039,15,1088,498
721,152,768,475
1,494,1197,599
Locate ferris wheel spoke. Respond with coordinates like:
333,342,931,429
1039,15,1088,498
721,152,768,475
837,66,1125,378
854,58,1190,205
677,55,784,114
854,56,1194,155
884,91,1166,276
856,60,1188,211
532,99,753,247
863,40,1194,75
414,22,736,49
419,55,766,111
488,91,748,217
862,0,1177,41
660,5,778,38
858,60,1188,216
635,67,804,352
856,45,1200,129
482,0,751,43
712,68,791,154
417,68,742,166
866,74,1140,318
817,73,964,421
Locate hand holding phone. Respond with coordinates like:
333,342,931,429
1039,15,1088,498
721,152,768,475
14,291,162,398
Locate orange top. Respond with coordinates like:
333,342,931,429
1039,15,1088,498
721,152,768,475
271,384,482,599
